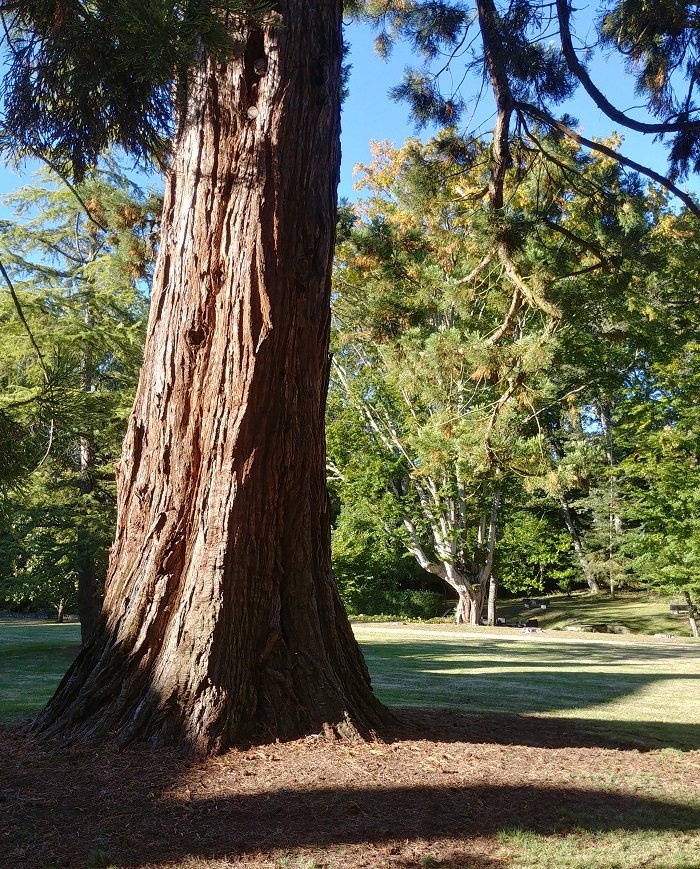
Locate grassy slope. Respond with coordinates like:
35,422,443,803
0,620,80,725
495,591,690,636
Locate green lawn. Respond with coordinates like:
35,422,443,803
2,619,699,869
3,618,697,752
0,620,81,725
353,623,700,750
494,591,693,636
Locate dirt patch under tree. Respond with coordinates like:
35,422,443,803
2,710,699,869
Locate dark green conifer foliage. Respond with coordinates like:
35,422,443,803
0,168,157,626
355,0,700,198
0,0,265,179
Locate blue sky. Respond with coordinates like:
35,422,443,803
0,17,696,206
340,19,698,202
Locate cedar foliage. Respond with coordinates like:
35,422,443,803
0,168,157,619
0,0,267,179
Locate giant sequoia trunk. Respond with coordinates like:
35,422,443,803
31,0,388,753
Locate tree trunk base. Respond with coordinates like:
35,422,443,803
31,588,393,755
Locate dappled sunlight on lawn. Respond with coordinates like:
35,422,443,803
354,625,700,750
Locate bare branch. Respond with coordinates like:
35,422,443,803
499,243,561,320
485,285,522,345
540,217,614,271
452,251,494,285
0,258,49,382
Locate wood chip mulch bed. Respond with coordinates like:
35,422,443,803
2,711,699,869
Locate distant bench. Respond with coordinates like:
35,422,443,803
669,604,691,615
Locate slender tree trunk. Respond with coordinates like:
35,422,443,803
487,565,498,626
31,0,388,753
558,494,599,594
76,301,101,643
473,487,500,626
77,431,100,645
596,402,621,597
684,591,699,639
77,297,102,641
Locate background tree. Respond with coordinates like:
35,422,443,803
337,0,700,616
330,127,700,617
497,505,577,596
614,209,700,634
0,168,156,640
331,134,570,624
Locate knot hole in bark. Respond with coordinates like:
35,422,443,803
243,28,266,108
187,325,207,348
310,54,329,88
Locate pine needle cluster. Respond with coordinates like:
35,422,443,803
0,0,268,179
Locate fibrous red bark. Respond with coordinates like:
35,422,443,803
31,0,389,754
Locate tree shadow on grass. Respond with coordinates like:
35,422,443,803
359,637,700,750
3,702,700,869
389,708,700,752
149,786,699,865
3,744,698,869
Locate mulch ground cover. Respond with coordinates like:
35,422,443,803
2,711,698,869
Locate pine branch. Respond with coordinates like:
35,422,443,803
540,217,614,272
476,0,514,212
499,243,561,320
31,151,109,233
485,286,522,345
556,0,700,136
515,102,700,219
0,258,49,382
452,251,494,285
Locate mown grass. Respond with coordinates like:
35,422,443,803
495,591,690,636
492,758,700,868
2,618,699,749
354,624,700,750
352,622,700,867
0,619,80,724
496,827,700,869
